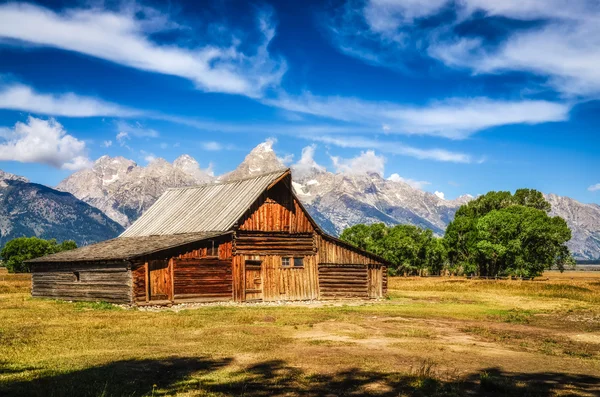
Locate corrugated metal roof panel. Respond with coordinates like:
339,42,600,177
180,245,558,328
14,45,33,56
120,169,288,237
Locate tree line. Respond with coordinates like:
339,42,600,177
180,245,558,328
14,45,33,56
340,189,574,277
1,237,77,273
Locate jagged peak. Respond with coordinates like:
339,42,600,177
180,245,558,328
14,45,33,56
0,169,28,183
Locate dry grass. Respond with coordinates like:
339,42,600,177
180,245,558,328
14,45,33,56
1,267,600,396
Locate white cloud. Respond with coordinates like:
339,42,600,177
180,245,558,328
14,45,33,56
292,144,327,179
0,83,137,117
313,135,474,163
434,191,445,200
387,173,430,190
266,93,569,139
331,150,385,176
330,0,600,97
103,140,113,147
588,183,600,192
0,3,285,98
115,121,159,139
0,116,91,170
202,141,223,151
116,131,129,146
277,153,294,165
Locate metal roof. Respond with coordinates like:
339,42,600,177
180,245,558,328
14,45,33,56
27,232,231,263
120,169,289,237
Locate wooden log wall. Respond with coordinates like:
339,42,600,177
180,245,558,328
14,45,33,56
174,240,232,260
260,255,319,301
132,262,146,302
173,258,232,301
234,231,315,255
238,176,315,233
31,262,132,303
316,235,387,299
318,264,368,299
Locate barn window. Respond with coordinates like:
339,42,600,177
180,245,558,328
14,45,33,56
282,257,290,267
293,257,304,267
73,272,80,282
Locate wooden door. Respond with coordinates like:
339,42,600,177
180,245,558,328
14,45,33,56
244,258,263,301
148,259,172,301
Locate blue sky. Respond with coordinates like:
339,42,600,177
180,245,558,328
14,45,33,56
0,0,597,202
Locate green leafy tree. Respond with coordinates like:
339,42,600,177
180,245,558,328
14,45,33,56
445,189,573,277
340,223,447,275
1,237,78,273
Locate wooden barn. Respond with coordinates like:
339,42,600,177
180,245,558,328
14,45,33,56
28,169,388,304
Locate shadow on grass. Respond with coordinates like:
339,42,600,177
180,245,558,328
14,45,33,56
1,358,599,397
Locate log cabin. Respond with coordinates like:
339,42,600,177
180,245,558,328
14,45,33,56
28,169,388,304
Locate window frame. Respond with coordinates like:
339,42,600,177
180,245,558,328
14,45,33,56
281,257,291,267
293,257,304,268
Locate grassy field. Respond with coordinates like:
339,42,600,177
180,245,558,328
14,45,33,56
1,269,599,396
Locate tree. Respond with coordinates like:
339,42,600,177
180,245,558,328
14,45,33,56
445,189,573,277
340,223,447,275
1,237,78,273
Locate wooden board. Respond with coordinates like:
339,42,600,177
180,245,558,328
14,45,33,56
244,257,263,301
148,259,171,301
173,258,232,301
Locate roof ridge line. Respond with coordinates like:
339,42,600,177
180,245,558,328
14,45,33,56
166,168,290,191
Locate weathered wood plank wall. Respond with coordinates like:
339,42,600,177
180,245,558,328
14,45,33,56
234,231,315,255
238,176,315,233
260,255,319,301
173,258,232,301
31,262,132,303
318,264,368,299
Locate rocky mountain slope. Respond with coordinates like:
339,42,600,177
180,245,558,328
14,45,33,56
0,171,123,247
57,155,213,226
545,194,600,260
56,141,600,260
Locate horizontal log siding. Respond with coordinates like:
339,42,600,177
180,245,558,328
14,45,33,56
318,264,368,299
173,258,232,301
31,262,132,303
260,255,318,301
175,240,233,260
234,232,315,255
239,176,315,234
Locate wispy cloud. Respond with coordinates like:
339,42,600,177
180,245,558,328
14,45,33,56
328,0,600,97
0,3,285,98
265,93,570,139
387,173,431,189
0,83,138,117
311,135,475,163
0,116,91,170
588,183,600,192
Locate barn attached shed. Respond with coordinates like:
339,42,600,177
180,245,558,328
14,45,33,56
29,169,388,304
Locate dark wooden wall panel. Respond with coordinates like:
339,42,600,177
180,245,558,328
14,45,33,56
31,262,132,303
131,261,146,302
173,258,232,301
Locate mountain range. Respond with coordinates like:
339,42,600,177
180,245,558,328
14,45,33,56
0,171,123,248
0,141,598,260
